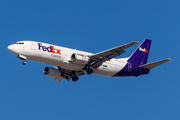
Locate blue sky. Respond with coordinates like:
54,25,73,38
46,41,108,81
1,0,179,120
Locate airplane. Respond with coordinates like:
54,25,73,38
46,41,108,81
7,39,171,82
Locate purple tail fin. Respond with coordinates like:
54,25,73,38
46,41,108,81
128,39,151,65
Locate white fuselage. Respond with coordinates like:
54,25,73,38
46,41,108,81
8,39,170,81
8,41,128,77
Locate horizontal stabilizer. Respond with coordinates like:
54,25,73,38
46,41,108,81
139,58,171,70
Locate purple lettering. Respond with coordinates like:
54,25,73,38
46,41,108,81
38,43,52,52
38,43,43,50
47,46,52,52
42,46,47,51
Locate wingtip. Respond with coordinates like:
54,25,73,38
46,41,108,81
167,58,172,61
131,41,139,44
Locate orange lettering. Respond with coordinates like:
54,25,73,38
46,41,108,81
56,49,61,55
51,46,56,53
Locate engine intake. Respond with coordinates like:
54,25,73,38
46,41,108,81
43,67,61,78
71,53,89,64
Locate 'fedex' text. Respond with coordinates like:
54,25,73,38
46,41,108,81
38,43,61,55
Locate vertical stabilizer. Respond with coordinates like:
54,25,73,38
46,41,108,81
128,39,151,65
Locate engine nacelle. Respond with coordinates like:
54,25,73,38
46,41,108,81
71,53,89,64
43,67,61,78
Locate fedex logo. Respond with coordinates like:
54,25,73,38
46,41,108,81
77,53,86,58
38,43,61,55
139,47,148,53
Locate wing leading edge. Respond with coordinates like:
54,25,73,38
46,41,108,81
88,41,139,68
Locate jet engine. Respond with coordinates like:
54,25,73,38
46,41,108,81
43,67,61,78
71,53,89,64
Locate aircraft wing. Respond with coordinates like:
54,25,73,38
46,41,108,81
88,41,139,68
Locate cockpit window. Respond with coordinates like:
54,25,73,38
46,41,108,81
15,42,24,45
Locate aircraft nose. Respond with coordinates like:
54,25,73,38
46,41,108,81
8,45,14,51
8,44,22,55
7,44,17,54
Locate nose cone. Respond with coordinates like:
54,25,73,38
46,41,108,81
7,44,19,55
8,44,16,52
8,45,13,51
